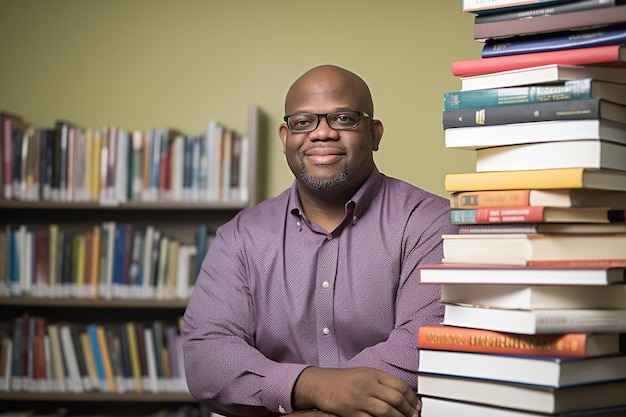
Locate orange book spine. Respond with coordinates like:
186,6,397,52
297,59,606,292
450,190,531,209
418,326,604,358
96,326,116,392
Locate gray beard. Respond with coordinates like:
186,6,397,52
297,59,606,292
300,162,349,191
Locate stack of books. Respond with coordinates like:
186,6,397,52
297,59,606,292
417,1,626,415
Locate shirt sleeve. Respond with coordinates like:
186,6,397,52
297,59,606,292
340,199,457,389
182,223,307,416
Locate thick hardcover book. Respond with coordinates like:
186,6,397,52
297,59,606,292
444,168,626,192
474,4,626,40
475,0,625,23
444,79,626,110
442,98,626,128
421,396,626,417
463,0,570,14
417,325,621,357
418,374,626,414
441,232,626,265
440,283,626,309
475,140,626,172
450,188,626,209
482,25,626,57
418,350,626,387
442,303,626,334
452,45,626,77
444,119,626,150
460,64,626,91
450,206,609,225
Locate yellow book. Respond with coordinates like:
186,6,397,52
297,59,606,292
88,225,101,299
165,239,179,300
125,322,143,393
445,168,626,192
96,325,116,393
46,323,66,392
74,233,86,297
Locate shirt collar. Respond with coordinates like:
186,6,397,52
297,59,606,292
288,165,384,229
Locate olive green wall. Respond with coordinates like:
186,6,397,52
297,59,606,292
0,0,481,200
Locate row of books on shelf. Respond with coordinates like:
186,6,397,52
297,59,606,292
1,111,250,204
0,314,188,394
0,223,215,300
418,2,626,414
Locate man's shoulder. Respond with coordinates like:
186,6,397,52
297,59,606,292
223,189,291,230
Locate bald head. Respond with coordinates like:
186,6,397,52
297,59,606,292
285,65,374,116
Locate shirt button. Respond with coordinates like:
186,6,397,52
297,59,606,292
322,327,330,335
278,405,287,414
326,233,333,240
322,281,329,288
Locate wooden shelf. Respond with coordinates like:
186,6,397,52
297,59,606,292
0,391,194,402
0,297,188,309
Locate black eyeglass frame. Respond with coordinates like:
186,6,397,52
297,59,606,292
283,111,372,133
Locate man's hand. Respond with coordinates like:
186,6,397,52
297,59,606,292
292,367,421,417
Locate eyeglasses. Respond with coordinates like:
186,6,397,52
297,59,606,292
283,111,372,133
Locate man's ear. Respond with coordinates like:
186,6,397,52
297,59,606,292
279,123,289,154
370,119,383,151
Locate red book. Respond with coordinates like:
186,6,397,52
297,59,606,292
451,44,626,76
450,206,608,225
418,326,621,358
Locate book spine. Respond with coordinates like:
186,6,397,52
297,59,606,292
418,326,605,357
442,98,602,128
450,190,532,208
451,206,549,224
474,4,626,40
482,25,626,57
445,168,587,192
475,0,618,23
451,45,626,76
443,79,596,110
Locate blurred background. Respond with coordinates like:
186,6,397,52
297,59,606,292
0,0,480,199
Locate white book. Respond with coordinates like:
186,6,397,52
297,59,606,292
421,396,626,417
442,304,626,334
417,373,626,415
206,120,223,201
115,129,129,204
445,119,626,150
441,233,626,265
418,350,626,387
476,140,626,172
460,64,626,91
440,283,626,309
59,325,83,393
176,245,197,300
143,328,159,393
419,264,626,285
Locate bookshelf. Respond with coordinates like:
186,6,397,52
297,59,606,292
0,104,261,416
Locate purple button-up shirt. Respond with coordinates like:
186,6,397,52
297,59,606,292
182,167,457,416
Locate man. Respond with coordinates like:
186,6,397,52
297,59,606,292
182,65,457,417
